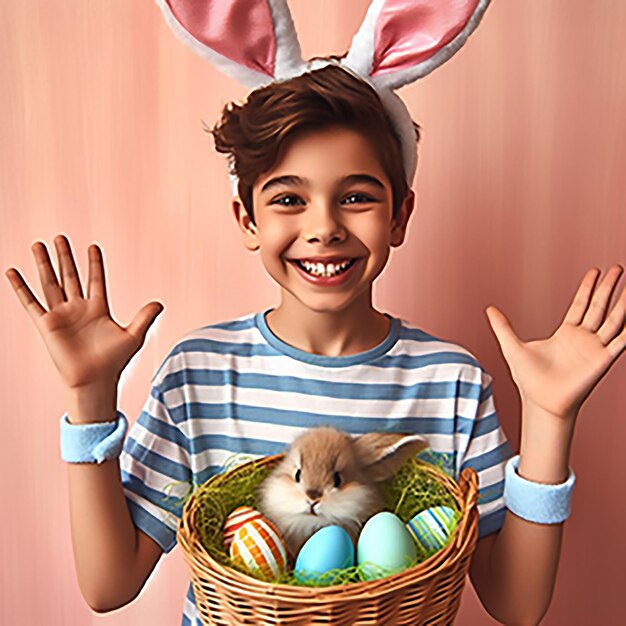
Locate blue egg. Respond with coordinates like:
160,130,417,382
294,525,355,583
357,512,417,580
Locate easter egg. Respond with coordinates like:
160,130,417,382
223,506,263,549
357,512,417,580
294,525,355,583
407,506,457,553
229,517,288,580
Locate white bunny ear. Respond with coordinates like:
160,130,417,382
155,0,308,89
341,0,492,92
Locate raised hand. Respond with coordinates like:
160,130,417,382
5,234,164,391
485,264,625,422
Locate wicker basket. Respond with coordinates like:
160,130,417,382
177,453,479,625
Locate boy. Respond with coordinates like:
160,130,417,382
10,61,614,626
106,65,516,623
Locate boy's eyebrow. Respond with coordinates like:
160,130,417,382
260,173,386,195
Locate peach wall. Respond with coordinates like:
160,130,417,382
1,1,624,624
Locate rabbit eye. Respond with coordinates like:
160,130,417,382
295,468,301,483
333,471,342,488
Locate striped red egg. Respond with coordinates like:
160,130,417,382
229,517,288,580
222,506,264,549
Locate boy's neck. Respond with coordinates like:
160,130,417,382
264,300,391,358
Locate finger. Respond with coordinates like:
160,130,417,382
86,244,109,308
597,287,625,345
125,302,165,345
485,305,525,360
561,268,600,326
54,234,84,300
31,241,66,308
580,264,624,332
4,267,47,321
605,320,626,362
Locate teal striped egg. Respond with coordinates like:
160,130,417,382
406,506,457,552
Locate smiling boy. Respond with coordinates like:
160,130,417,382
97,63,526,625
6,0,623,620
234,124,414,358
5,62,566,626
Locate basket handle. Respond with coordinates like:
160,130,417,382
451,467,478,551
459,467,478,508
458,466,479,515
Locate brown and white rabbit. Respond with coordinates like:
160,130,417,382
257,426,430,559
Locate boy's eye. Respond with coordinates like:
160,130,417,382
343,192,375,204
273,194,304,207
272,192,375,206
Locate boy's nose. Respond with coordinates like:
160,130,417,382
302,205,347,243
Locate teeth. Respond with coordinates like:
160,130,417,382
299,259,353,277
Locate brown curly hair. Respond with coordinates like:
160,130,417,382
206,60,421,226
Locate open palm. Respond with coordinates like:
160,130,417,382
5,235,164,390
485,265,625,420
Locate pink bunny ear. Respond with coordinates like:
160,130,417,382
342,0,491,91
155,0,307,89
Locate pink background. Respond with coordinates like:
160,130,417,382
1,1,625,624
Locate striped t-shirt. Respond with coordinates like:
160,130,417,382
120,308,515,626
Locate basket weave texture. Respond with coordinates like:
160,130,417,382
177,453,479,625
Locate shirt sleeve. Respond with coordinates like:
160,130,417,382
119,381,193,554
459,366,516,540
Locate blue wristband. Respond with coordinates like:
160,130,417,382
60,411,128,464
504,454,575,524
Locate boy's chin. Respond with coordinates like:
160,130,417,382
285,291,374,315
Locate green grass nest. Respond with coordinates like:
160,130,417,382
175,454,463,587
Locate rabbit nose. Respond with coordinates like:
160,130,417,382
305,488,322,501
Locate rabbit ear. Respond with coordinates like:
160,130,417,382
155,0,308,89
354,432,430,482
341,0,492,92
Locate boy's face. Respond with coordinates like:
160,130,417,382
233,125,415,314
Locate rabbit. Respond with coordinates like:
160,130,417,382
256,426,430,559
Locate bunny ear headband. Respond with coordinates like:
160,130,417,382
155,0,492,196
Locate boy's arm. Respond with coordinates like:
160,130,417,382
66,384,164,613
469,405,574,624
473,264,626,622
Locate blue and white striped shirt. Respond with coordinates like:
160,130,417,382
120,308,515,626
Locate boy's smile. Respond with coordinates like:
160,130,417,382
233,125,415,356
287,256,364,287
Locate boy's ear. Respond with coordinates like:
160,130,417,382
232,197,260,252
390,189,415,248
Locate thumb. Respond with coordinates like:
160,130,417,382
485,305,523,361
126,301,165,344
